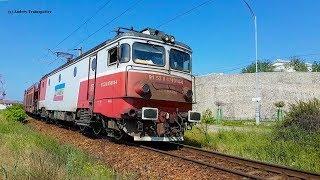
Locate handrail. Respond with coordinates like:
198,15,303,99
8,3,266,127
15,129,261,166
191,74,197,104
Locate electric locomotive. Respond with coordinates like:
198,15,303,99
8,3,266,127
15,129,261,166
24,28,201,141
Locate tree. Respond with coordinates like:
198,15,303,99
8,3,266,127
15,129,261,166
288,58,308,72
312,61,320,72
241,60,274,73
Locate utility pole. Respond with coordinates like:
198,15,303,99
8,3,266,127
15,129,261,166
242,0,260,124
0,75,6,100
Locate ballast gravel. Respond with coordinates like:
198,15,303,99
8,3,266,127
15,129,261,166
27,118,240,180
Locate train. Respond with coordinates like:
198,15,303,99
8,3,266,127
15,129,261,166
23,27,201,141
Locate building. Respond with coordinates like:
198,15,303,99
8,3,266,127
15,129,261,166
272,59,312,72
0,100,21,110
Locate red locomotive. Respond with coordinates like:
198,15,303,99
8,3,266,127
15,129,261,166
24,28,200,141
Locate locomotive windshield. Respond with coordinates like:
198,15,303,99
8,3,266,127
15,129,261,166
133,42,165,66
169,49,191,72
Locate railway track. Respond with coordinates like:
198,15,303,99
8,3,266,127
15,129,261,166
137,142,320,180
29,118,320,179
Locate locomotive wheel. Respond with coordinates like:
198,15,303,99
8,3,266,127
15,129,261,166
113,130,124,141
53,119,60,126
79,125,87,132
91,121,102,136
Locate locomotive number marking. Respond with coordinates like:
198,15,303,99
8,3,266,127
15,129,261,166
148,75,183,85
101,80,118,87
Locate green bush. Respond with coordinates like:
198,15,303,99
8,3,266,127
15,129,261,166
274,101,285,108
202,109,215,124
289,58,308,72
3,104,27,122
185,100,320,173
281,99,320,132
241,60,274,73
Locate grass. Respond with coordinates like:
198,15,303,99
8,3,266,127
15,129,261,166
185,123,320,173
201,109,275,128
0,111,120,179
217,119,275,127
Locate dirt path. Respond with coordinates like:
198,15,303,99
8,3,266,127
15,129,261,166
26,117,240,180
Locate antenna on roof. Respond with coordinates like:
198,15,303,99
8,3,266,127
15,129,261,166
55,52,74,63
0,75,6,100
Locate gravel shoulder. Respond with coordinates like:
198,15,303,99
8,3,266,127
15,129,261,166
26,117,240,180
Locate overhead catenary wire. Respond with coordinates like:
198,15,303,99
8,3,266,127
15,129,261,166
47,49,67,65
271,52,320,60
35,0,112,64
199,51,320,75
45,0,143,71
37,0,320,74
71,0,144,50
157,0,215,28
52,0,112,50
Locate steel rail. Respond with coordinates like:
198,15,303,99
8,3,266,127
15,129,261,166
171,142,320,180
137,144,264,179
30,117,319,179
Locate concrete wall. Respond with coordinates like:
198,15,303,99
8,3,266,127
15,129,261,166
193,72,320,120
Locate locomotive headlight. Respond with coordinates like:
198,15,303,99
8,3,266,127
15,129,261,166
142,84,150,94
135,83,151,95
170,36,175,43
162,34,175,43
162,35,170,42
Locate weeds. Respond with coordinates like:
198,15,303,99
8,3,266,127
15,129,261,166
0,108,117,179
282,98,320,132
185,99,320,173
3,104,27,122
185,127,320,173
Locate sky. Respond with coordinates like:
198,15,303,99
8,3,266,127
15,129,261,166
1,0,320,100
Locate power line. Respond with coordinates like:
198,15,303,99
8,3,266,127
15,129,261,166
71,0,143,50
53,0,112,50
42,0,143,69
201,51,320,74
241,0,255,17
213,61,253,72
47,49,66,65
35,0,112,65
157,0,215,28
274,52,320,60
34,49,50,63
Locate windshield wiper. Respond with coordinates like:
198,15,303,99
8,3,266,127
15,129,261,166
146,40,163,52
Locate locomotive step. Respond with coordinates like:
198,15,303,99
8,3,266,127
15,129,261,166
75,122,90,127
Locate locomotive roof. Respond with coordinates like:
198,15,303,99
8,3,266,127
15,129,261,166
41,29,192,80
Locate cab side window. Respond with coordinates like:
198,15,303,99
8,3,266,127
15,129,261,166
120,43,130,63
91,57,97,71
108,47,118,65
